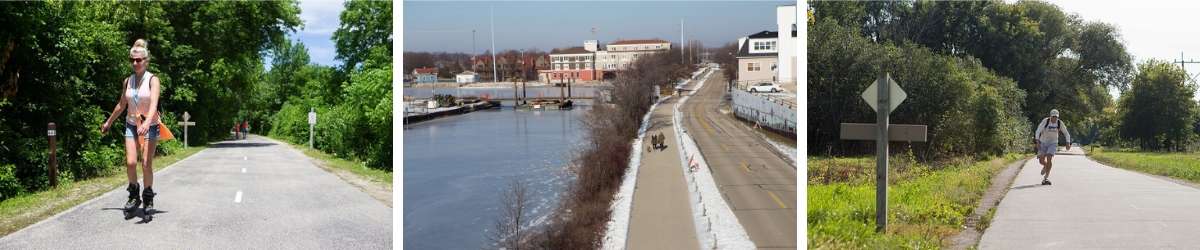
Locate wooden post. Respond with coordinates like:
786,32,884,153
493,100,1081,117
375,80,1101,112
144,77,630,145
47,123,57,187
875,74,890,233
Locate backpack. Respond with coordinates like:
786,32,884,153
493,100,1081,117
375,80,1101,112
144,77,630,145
1039,117,1063,144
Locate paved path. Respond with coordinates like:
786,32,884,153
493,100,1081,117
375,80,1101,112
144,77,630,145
626,90,700,249
0,135,392,249
979,147,1200,249
681,72,797,249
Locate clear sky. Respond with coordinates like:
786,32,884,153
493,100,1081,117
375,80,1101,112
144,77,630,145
290,0,345,67
1050,0,1200,70
1046,0,1200,98
402,1,792,54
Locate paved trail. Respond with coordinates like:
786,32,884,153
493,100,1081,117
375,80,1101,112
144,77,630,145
0,135,392,249
980,147,1200,249
626,89,700,250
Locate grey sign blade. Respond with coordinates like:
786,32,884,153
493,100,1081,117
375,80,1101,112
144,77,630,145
861,77,882,112
839,123,928,142
885,74,906,112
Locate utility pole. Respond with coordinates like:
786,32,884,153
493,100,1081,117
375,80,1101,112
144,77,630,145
1175,52,1200,85
592,27,597,84
680,19,685,65
491,6,499,90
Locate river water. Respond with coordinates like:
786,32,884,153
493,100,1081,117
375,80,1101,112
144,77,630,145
402,101,588,249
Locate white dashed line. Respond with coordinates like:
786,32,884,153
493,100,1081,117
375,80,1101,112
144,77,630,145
234,191,243,203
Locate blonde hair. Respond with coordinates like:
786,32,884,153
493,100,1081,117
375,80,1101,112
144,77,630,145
130,39,149,59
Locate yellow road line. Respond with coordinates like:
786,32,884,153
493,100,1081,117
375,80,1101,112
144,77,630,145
767,190,788,209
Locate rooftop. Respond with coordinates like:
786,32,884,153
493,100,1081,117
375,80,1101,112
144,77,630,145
748,30,778,39
550,46,593,54
414,67,438,74
609,39,670,45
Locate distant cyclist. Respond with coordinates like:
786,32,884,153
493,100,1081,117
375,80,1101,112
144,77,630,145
1034,109,1072,185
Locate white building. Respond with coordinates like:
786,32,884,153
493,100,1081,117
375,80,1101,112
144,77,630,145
736,31,779,86
542,39,671,82
456,71,479,83
776,5,797,85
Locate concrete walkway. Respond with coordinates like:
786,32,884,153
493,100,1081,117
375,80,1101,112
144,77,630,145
979,147,1200,249
625,94,700,249
0,135,392,249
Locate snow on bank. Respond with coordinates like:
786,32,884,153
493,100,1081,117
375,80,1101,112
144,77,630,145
673,67,757,249
764,137,798,166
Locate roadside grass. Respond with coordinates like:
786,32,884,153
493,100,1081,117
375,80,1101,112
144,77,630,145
1088,147,1200,184
264,135,392,185
807,153,1025,249
0,145,205,237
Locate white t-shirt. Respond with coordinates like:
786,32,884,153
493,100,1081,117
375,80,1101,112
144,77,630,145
1034,117,1071,145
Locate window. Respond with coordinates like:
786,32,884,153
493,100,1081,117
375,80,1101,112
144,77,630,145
747,62,760,72
753,41,776,51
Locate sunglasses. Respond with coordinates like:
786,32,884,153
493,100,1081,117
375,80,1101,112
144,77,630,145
130,57,145,64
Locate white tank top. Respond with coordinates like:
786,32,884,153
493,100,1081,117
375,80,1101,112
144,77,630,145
125,72,159,125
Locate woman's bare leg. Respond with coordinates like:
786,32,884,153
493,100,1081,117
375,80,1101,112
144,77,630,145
125,138,139,183
142,139,156,188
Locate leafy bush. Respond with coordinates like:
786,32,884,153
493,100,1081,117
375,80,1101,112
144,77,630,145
808,19,1030,160
0,164,23,200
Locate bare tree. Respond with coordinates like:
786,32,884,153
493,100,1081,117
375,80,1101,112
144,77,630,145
488,178,529,250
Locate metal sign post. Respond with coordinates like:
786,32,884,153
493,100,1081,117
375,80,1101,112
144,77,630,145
839,73,927,233
178,111,195,148
308,108,317,149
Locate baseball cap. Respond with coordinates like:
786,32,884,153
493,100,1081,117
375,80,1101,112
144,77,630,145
1050,109,1060,117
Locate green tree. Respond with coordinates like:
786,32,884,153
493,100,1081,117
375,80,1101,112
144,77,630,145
0,1,301,198
333,0,391,71
813,0,1134,131
808,17,1029,159
1118,60,1198,151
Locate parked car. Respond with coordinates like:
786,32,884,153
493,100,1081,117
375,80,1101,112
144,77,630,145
747,82,781,93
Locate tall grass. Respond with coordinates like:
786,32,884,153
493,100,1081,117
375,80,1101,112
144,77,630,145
1089,147,1200,184
808,153,1024,249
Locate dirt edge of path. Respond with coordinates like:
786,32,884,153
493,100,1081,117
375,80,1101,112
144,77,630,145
948,156,1032,250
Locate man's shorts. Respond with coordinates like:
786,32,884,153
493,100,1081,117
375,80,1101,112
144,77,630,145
124,122,160,141
1037,142,1057,156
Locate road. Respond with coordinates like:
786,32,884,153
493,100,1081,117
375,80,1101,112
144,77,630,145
979,147,1200,249
681,72,797,249
0,135,392,249
625,90,700,249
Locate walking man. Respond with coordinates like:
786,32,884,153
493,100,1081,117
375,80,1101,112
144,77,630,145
1034,109,1072,185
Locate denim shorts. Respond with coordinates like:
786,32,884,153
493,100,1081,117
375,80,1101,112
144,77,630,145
124,122,160,140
